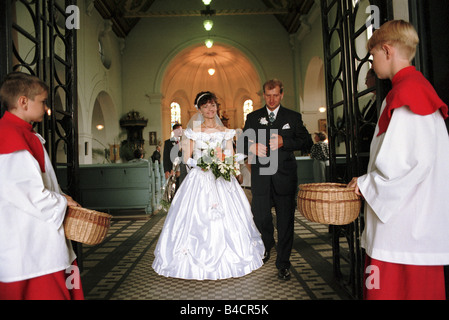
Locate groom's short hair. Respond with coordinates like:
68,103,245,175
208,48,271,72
263,79,283,94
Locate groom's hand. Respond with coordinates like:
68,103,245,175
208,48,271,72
249,142,267,157
269,133,283,151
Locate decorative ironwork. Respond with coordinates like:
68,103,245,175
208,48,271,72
320,0,392,299
0,0,79,201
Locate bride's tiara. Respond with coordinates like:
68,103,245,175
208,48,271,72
194,92,211,109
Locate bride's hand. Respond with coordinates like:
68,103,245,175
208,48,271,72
236,174,243,184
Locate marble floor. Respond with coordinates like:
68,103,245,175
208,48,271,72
79,208,354,303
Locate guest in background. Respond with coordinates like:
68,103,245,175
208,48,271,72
129,148,148,163
362,68,377,122
235,129,252,202
163,123,183,180
163,123,187,189
151,145,161,163
360,68,378,154
310,131,329,183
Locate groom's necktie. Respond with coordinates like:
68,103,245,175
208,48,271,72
269,112,275,123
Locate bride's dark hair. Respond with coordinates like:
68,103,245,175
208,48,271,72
194,91,220,110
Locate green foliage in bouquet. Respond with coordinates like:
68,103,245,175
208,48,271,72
196,143,240,182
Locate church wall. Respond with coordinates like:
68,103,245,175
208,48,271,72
291,0,411,135
77,1,124,164
76,0,412,161
294,2,326,134
121,2,295,152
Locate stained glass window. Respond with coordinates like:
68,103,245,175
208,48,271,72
243,99,253,122
170,102,181,127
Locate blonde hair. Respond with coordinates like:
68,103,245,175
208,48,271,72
367,20,419,61
263,79,284,94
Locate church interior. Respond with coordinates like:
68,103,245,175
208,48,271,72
1,0,448,303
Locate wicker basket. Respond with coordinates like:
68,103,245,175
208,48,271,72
297,183,361,225
64,206,112,245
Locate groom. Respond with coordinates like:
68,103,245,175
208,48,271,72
241,79,312,280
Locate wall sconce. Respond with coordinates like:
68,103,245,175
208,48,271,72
319,106,326,113
203,19,213,31
202,0,212,5
208,68,215,76
205,38,214,48
96,124,104,130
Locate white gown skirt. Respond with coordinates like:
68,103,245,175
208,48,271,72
152,168,265,280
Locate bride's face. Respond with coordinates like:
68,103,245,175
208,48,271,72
200,101,218,119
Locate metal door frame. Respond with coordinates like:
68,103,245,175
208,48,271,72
320,0,392,299
0,0,79,201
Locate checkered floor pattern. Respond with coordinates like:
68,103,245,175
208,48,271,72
79,209,353,300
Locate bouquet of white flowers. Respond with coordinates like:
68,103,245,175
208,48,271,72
197,142,241,181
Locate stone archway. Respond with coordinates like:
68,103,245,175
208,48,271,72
160,42,262,141
90,91,119,163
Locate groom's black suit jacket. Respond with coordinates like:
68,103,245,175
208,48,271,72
242,105,312,196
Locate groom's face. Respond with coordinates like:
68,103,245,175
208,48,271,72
263,86,283,111
173,127,183,137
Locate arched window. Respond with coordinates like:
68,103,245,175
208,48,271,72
170,102,181,127
243,99,253,122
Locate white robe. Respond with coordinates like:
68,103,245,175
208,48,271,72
358,101,449,266
0,134,76,282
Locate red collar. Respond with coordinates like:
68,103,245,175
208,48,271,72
377,66,448,136
0,111,46,172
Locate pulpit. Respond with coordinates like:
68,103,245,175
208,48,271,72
119,110,148,161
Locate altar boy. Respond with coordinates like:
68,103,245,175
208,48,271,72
0,72,83,299
348,20,449,300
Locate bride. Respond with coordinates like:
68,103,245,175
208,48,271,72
152,91,265,280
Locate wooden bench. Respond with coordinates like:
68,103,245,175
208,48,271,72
58,161,165,214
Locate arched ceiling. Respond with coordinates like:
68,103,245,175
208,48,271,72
93,0,315,38
162,43,261,112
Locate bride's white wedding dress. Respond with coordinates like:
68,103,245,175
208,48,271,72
152,128,264,280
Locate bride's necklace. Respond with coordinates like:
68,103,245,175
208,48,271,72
203,123,218,129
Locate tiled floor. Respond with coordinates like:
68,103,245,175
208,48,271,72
79,208,353,301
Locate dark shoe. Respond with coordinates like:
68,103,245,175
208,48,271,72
278,268,291,280
262,250,271,264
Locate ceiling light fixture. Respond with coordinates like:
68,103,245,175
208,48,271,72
208,68,215,76
96,124,104,130
202,0,212,5
205,39,214,48
203,19,213,31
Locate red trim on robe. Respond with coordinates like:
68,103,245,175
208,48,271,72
0,261,84,300
364,255,446,300
377,66,448,136
0,111,45,172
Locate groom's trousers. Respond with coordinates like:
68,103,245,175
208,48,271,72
251,185,296,270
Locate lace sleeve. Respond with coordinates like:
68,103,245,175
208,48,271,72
224,129,236,141
183,128,198,141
